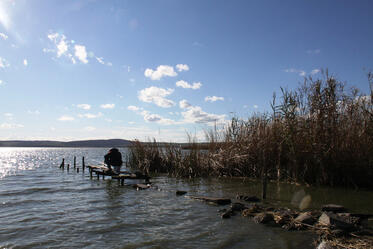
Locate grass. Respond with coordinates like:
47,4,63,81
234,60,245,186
127,70,373,189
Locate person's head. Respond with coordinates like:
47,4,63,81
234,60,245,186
109,148,119,153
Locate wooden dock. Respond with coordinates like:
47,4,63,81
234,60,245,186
87,165,151,186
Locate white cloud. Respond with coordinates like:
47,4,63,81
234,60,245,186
176,64,189,72
84,126,96,132
181,106,226,125
254,105,258,109
310,69,320,75
144,65,177,80
58,115,74,121
179,100,226,125
23,59,28,66
0,57,10,68
78,112,103,119
284,68,306,77
107,62,112,66
0,2,11,30
307,49,321,54
100,103,115,109
205,96,224,102
0,80,3,85
0,123,24,129
0,32,8,40
4,113,13,119
127,105,141,111
138,86,175,108
175,80,202,90
140,110,176,125
179,99,192,109
57,38,68,57
77,104,91,110
74,44,88,64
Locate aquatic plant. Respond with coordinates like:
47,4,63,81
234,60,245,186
127,70,373,189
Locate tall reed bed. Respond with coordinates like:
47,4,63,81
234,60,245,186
127,71,373,189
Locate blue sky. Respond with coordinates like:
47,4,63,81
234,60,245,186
0,0,373,142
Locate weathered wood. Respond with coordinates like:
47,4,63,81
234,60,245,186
89,168,92,178
74,156,76,169
60,158,65,169
82,157,85,172
189,196,231,205
77,167,79,173
67,164,70,171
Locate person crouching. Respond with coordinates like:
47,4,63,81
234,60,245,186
104,148,123,174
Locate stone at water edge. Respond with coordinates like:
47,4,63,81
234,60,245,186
294,212,317,225
230,202,247,212
318,212,356,231
253,212,274,224
176,190,187,196
316,241,336,249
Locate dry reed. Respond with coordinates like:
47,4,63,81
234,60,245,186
127,70,373,189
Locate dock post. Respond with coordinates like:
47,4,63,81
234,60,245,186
102,174,105,180
96,172,99,180
121,178,124,186
77,167,79,173
74,156,76,169
67,164,70,171
82,157,85,172
89,168,92,178
60,158,65,169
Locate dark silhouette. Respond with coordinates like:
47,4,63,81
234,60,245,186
104,148,123,174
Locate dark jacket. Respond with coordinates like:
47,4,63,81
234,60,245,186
104,148,123,166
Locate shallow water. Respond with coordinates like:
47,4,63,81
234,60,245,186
0,148,372,248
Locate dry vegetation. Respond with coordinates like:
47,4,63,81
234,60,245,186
127,71,373,189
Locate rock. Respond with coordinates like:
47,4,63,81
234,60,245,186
318,212,356,231
273,210,297,225
242,204,262,217
221,210,233,219
231,202,247,212
253,212,273,224
237,195,261,202
189,196,231,205
294,212,317,225
321,204,347,213
316,241,336,249
176,190,187,196
133,184,150,190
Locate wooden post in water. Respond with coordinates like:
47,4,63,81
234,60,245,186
96,172,99,180
73,156,76,169
60,158,65,169
82,157,85,172
89,168,92,178
67,163,70,171
77,167,79,173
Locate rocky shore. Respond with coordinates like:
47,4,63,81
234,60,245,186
184,193,373,249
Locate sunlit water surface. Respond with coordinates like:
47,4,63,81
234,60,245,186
1,148,372,249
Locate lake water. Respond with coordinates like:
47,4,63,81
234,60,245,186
1,148,372,249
